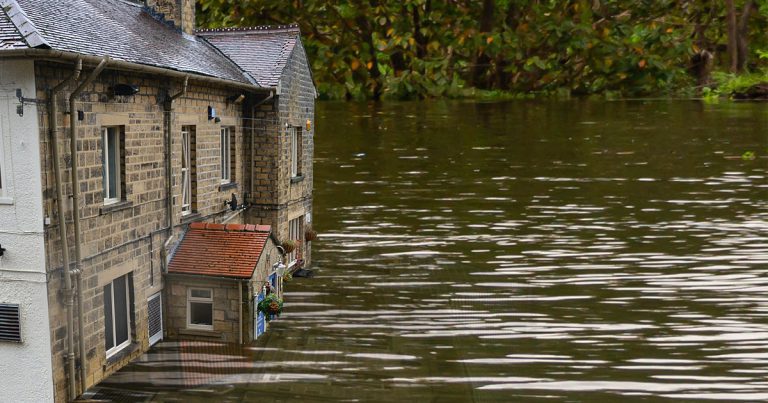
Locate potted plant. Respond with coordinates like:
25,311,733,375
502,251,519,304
281,239,297,255
257,294,283,321
305,227,318,242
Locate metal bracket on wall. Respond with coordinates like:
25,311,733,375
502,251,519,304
15,89,39,117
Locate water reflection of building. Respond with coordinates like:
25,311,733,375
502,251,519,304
0,0,315,401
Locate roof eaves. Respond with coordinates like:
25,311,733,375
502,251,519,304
167,271,249,281
0,0,48,48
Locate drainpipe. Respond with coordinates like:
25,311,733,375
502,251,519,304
49,58,82,402
238,280,244,344
68,56,109,396
160,76,188,271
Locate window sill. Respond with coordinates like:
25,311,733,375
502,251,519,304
290,175,304,184
105,341,139,366
181,212,202,225
100,200,133,215
219,181,238,191
0,197,13,205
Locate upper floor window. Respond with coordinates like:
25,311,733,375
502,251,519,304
220,127,233,184
102,127,125,204
289,126,302,178
104,273,133,358
181,126,196,215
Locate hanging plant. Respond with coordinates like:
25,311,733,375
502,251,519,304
281,239,297,254
305,227,318,242
257,294,283,320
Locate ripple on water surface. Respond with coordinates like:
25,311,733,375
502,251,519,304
97,101,768,402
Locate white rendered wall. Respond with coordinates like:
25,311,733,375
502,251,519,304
0,59,54,402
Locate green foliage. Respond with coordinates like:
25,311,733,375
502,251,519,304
706,69,768,99
257,294,283,320
197,0,768,100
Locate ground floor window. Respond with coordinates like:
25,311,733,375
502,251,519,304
104,273,133,357
288,216,303,264
187,288,213,330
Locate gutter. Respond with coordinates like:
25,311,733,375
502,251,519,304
48,57,82,402
0,49,270,92
69,56,110,396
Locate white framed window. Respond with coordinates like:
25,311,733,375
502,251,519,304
104,273,132,357
102,127,122,204
288,216,303,265
289,126,301,178
187,288,213,330
220,127,231,184
181,126,194,215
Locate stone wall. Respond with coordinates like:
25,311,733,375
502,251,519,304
246,38,316,266
146,0,196,35
165,235,280,344
164,277,242,343
35,60,248,401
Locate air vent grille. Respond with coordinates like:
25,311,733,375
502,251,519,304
148,294,162,346
0,304,21,342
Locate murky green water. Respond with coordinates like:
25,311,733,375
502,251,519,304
98,101,768,402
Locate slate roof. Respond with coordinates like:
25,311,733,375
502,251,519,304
0,11,25,49
198,26,301,88
168,222,273,279
0,0,256,85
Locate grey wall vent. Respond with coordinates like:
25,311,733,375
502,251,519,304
0,304,21,342
147,293,162,346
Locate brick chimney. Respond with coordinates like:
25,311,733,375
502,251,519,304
145,0,196,35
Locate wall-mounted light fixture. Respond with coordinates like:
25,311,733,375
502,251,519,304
306,119,312,131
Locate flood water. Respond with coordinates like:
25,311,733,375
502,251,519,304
97,101,768,402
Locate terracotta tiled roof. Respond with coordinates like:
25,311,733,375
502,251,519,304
197,25,301,88
168,222,272,279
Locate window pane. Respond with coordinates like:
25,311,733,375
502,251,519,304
191,289,211,299
107,130,118,199
103,283,113,350
220,130,225,178
190,302,213,326
113,275,129,346
101,130,107,198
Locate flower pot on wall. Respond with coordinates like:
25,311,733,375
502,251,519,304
305,227,318,242
281,239,297,254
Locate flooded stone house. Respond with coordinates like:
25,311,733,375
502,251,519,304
0,0,315,401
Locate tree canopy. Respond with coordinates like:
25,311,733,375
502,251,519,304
197,0,768,100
